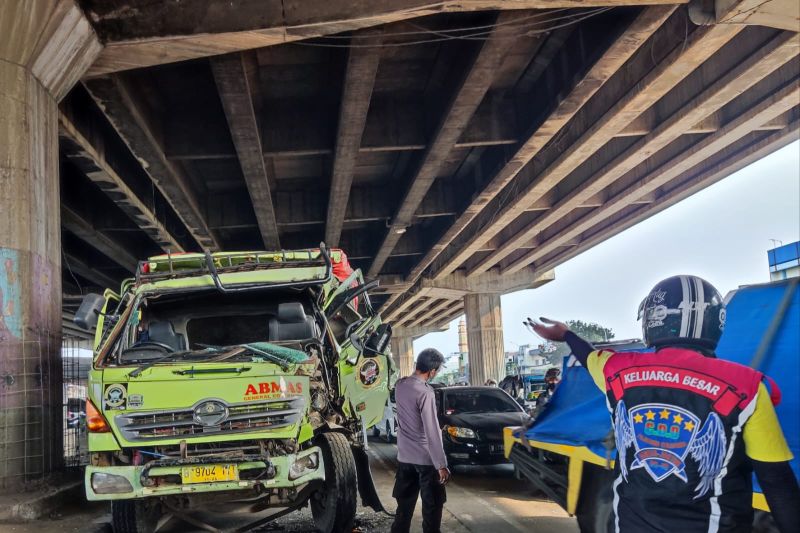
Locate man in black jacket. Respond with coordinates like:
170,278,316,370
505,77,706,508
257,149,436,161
531,275,798,533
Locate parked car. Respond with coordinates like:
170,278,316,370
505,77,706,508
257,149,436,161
434,386,530,465
373,389,397,442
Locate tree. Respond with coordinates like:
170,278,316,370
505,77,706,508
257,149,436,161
540,320,615,365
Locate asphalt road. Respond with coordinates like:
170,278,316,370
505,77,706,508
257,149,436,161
0,437,577,533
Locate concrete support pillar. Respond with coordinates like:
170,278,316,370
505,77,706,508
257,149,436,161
0,1,100,488
464,293,505,386
390,335,415,378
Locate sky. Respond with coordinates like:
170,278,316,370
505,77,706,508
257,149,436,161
414,140,800,359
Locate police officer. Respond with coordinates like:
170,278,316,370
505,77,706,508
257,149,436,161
391,348,450,533
532,275,799,533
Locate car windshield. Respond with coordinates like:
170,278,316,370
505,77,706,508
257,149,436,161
443,389,522,414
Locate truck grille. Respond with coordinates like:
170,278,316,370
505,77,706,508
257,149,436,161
116,397,305,441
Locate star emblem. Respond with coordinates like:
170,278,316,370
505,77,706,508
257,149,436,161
673,414,683,424
660,409,671,419
645,410,655,420
684,420,695,431
633,413,644,424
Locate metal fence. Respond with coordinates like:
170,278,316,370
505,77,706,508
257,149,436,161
62,336,90,469
0,331,63,488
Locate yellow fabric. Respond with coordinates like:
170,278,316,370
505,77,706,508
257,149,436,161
566,458,584,515
743,383,793,462
586,349,615,390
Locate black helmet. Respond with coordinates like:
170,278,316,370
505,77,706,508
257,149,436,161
638,275,725,349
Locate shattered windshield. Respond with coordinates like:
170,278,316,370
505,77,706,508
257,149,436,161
113,289,321,367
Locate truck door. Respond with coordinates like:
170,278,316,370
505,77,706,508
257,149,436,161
323,269,391,429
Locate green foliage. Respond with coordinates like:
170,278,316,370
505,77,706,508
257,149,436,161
567,320,615,342
541,320,615,365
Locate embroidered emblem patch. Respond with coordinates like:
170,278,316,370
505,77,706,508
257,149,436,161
615,400,726,497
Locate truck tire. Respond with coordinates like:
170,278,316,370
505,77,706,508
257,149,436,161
311,432,357,533
111,499,161,533
575,465,614,533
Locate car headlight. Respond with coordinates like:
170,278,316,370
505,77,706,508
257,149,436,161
91,472,133,494
289,452,319,480
445,426,476,439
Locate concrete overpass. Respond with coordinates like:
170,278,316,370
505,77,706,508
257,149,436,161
0,0,798,484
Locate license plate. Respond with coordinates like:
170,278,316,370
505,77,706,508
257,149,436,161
180,464,239,484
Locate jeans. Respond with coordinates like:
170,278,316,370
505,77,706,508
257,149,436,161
391,462,447,533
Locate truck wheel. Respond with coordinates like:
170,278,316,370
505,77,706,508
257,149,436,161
311,432,357,533
111,499,161,533
575,465,614,533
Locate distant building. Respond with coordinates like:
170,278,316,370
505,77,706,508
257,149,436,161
768,241,800,280
457,318,469,381
505,345,551,375
521,347,550,374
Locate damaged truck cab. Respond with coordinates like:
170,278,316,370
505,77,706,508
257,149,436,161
74,247,393,532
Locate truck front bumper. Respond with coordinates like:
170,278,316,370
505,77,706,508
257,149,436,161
85,446,324,501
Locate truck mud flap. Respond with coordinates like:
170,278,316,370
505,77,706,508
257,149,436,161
352,446,386,513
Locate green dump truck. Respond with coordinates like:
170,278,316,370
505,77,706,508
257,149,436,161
73,246,393,532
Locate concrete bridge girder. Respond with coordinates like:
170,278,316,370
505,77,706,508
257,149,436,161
391,323,449,377
386,268,554,383
689,0,800,31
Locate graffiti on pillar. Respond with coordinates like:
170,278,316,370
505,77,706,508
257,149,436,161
0,248,22,340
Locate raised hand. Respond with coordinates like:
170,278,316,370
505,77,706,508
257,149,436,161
525,317,569,342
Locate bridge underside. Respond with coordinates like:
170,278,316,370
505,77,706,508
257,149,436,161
50,1,798,336
0,0,798,486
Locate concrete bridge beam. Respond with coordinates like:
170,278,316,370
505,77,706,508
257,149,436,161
464,293,506,386
390,335,415,379
391,324,449,377
386,268,552,383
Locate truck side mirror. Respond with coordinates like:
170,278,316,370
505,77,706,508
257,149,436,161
74,293,105,330
364,323,392,356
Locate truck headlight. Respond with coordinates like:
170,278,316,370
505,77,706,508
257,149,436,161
288,452,319,480
91,472,133,494
445,426,476,439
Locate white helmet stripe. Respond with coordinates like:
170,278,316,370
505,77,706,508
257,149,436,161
679,275,691,337
693,276,705,338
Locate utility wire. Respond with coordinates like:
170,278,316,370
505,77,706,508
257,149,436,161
292,7,613,48
62,248,84,296
310,8,575,39
405,7,612,41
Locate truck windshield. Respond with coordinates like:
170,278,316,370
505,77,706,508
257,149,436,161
113,289,320,365
443,389,522,414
